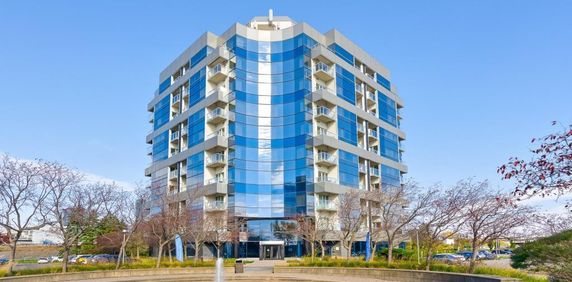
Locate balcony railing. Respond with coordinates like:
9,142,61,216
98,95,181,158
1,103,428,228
315,106,335,121
370,167,380,177
206,153,225,166
172,94,181,104
210,64,224,75
207,108,226,122
368,129,378,139
206,177,225,185
366,91,376,102
369,147,378,154
316,84,327,91
314,62,334,80
205,201,225,211
316,152,337,164
315,62,330,73
316,176,337,184
169,170,179,179
357,124,365,133
171,131,180,141
181,125,188,136
316,202,336,211
355,84,364,94
358,164,366,173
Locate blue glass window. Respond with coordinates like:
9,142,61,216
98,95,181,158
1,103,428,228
379,128,399,162
187,110,204,149
381,165,401,188
159,77,171,94
376,73,391,91
187,152,204,189
378,93,398,127
329,43,354,65
189,68,206,108
152,131,169,162
339,150,359,188
336,65,356,105
337,106,357,146
190,46,213,69
153,95,170,130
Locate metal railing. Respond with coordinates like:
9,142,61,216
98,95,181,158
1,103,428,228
355,84,364,93
366,91,376,101
205,201,225,211
316,152,337,163
206,153,225,165
210,64,225,76
181,125,188,136
315,106,335,119
316,202,336,210
316,176,337,184
172,94,181,104
357,124,365,133
169,170,178,179
206,177,226,185
370,167,380,177
368,129,378,139
314,62,331,74
207,108,226,121
171,131,180,141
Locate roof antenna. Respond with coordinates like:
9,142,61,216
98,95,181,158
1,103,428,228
268,9,273,22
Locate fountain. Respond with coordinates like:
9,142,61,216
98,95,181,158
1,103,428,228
215,257,224,282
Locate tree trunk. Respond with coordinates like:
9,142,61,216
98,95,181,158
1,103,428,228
156,243,163,268
183,242,187,261
310,241,315,262
425,247,433,271
115,246,123,270
469,239,478,273
387,237,393,264
168,243,172,263
319,241,325,258
193,242,201,264
136,245,140,259
8,236,18,274
62,247,70,273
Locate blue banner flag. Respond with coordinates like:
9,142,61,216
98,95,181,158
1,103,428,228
365,232,371,262
175,234,183,262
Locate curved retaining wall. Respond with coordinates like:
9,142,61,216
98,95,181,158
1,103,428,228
0,267,234,282
273,267,522,282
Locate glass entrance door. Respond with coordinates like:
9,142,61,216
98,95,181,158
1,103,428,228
260,244,284,260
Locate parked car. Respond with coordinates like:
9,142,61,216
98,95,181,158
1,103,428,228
496,249,513,255
89,254,118,264
37,257,50,264
432,253,466,264
456,251,486,260
69,255,92,264
49,256,63,263
478,250,497,260
0,257,9,265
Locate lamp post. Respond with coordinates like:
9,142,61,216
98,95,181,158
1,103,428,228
121,229,127,264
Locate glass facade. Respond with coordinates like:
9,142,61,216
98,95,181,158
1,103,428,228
329,43,354,65
378,92,398,127
225,34,316,220
376,73,391,91
337,106,358,146
338,150,359,188
153,95,170,130
190,46,213,69
189,68,206,108
379,128,399,162
335,65,356,105
187,152,204,190
187,110,205,149
152,130,169,162
381,165,401,188
159,77,171,94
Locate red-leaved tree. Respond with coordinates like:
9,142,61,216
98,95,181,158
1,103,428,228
498,122,572,209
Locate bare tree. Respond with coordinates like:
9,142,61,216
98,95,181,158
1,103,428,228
184,207,209,264
337,190,365,260
42,161,118,273
524,213,572,238
206,215,242,258
419,182,472,270
292,215,320,261
114,186,150,269
146,199,189,268
0,155,50,273
373,180,433,264
461,179,533,273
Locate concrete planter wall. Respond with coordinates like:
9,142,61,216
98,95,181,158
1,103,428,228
273,267,521,282
0,267,234,282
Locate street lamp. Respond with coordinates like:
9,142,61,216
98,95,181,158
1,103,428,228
121,229,127,264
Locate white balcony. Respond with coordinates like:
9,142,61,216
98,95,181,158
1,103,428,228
208,64,228,83
170,131,180,142
366,91,376,106
205,201,225,212
169,170,179,179
148,112,154,124
368,129,378,140
355,84,364,95
369,147,378,154
315,84,327,91
357,124,365,134
316,202,337,212
206,153,225,168
146,146,152,156
206,177,226,185
314,106,335,123
207,108,226,124
316,152,337,167
314,62,334,81
181,125,188,136
359,164,366,174
316,176,337,184
172,94,181,105
370,167,380,177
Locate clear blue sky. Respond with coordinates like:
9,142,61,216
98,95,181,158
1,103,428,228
1,1,571,193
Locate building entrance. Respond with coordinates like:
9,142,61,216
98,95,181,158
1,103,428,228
259,241,284,260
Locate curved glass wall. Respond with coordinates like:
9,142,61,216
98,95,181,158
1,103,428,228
225,34,317,221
